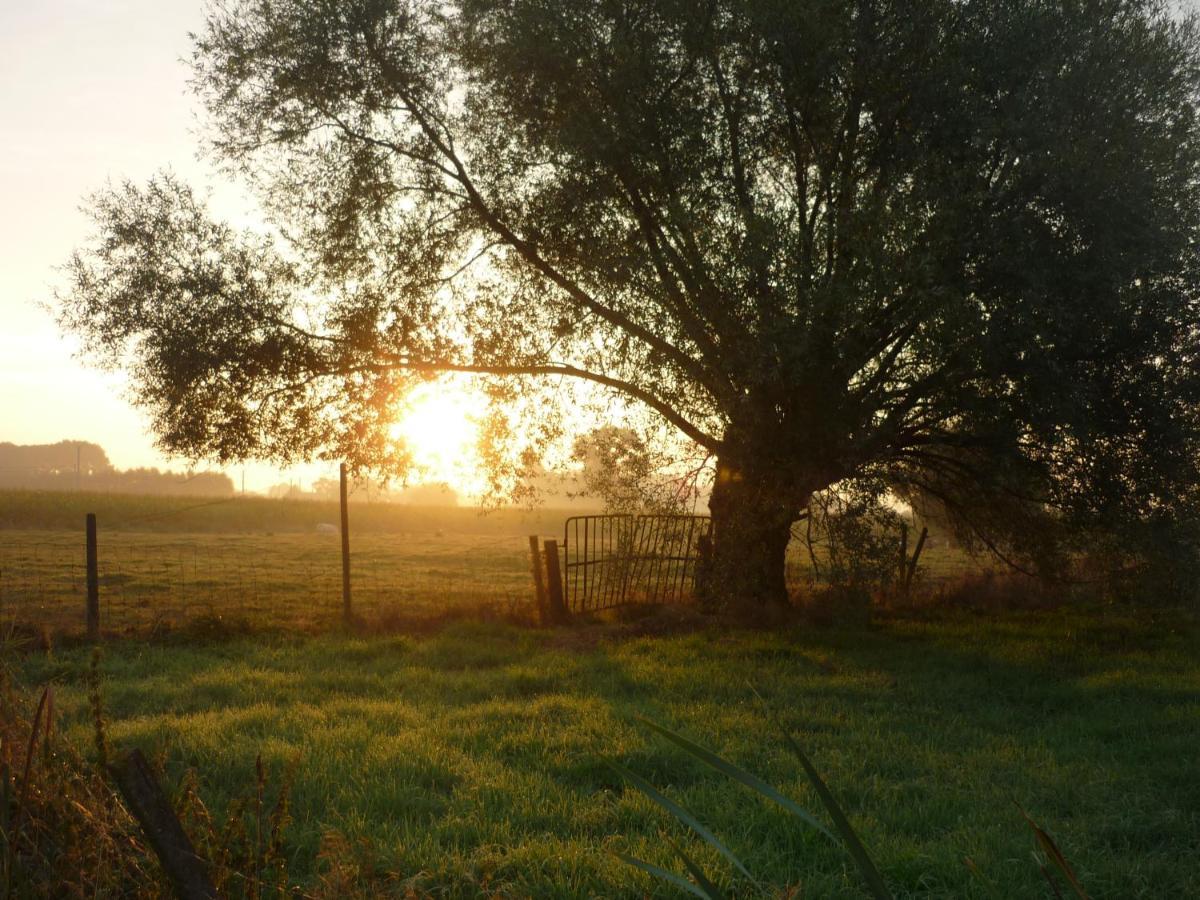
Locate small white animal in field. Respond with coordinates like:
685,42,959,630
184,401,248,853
316,523,338,535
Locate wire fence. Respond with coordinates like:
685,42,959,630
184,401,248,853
0,511,993,636
0,528,541,634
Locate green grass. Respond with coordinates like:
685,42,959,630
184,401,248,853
9,607,1198,897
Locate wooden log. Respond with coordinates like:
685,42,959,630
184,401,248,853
109,748,217,900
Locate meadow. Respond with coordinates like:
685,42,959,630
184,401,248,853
0,489,982,635
7,607,1198,897
5,488,1189,898
0,490,575,633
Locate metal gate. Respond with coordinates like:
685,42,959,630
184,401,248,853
562,514,711,612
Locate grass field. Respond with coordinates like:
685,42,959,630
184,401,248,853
9,606,1198,897
0,490,582,632
0,489,987,635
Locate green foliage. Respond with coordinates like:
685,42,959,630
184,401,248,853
571,426,706,515
801,481,908,596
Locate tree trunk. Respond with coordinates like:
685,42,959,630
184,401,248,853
699,459,806,613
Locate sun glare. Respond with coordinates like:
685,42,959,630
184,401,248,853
389,379,490,497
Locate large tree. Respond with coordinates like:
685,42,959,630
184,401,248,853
60,0,1200,607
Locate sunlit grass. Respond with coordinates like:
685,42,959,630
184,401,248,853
11,608,1199,897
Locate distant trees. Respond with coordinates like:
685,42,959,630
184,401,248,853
58,0,1200,607
572,426,704,514
0,441,233,496
291,476,460,506
0,441,111,477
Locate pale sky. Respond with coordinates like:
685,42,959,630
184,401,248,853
0,1,474,494
2,2,228,471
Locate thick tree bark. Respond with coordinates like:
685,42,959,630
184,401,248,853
699,459,808,612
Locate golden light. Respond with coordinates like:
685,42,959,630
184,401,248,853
389,378,490,496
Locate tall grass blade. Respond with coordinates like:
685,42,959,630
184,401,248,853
750,687,894,900
40,687,54,765
963,856,1003,899
606,759,754,883
1037,860,1067,900
1017,805,1089,899
636,715,835,841
1,758,12,899
662,831,726,899
15,685,52,825
614,852,716,899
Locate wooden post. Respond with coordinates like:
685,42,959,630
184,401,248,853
109,748,218,900
898,523,909,588
528,535,549,625
543,539,568,623
904,526,928,594
86,513,99,641
340,463,352,623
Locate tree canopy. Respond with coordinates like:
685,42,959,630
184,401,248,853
60,0,1200,605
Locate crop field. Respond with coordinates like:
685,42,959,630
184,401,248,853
8,608,1199,897
0,490,987,635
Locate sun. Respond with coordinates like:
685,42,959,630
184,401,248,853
389,378,490,496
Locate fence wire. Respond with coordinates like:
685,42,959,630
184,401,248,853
0,519,989,634
0,529,539,634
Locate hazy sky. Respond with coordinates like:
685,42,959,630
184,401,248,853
0,1,337,491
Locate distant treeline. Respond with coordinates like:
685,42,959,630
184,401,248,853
267,476,461,507
0,441,233,497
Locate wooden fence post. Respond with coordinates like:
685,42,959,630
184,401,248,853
340,463,352,623
903,526,928,595
543,539,568,623
528,535,549,625
86,513,99,641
